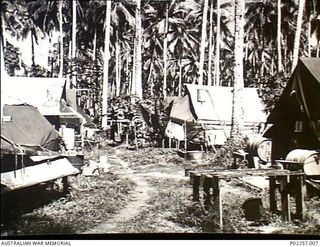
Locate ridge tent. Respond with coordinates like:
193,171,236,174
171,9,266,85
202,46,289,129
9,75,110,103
263,58,320,160
1,104,61,155
1,104,79,192
165,84,267,147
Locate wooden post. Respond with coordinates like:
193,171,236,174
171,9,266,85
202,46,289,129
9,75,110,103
189,171,194,185
280,175,291,221
126,133,129,146
134,122,138,150
62,176,69,194
193,173,201,202
169,137,172,149
295,174,305,220
269,176,277,213
162,139,165,149
204,175,213,208
212,175,223,229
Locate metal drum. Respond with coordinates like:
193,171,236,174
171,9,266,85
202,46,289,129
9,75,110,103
285,149,320,176
246,137,272,163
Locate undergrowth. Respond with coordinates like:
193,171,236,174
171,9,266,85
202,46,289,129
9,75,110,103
1,172,136,236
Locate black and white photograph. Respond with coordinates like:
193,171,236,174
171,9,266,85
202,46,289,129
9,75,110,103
0,0,319,240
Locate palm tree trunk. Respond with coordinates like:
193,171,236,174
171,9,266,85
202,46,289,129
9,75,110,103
215,0,221,86
133,0,143,98
231,0,245,139
101,1,112,129
67,39,72,90
277,0,283,73
178,58,182,96
307,20,311,57
198,0,209,85
59,0,64,78
71,0,77,88
292,0,305,73
93,29,97,60
115,31,121,97
126,54,130,95
163,3,169,98
207,0,214,86
31,30,36,67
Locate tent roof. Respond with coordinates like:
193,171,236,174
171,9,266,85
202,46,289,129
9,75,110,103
173,84,266,123
267,58,320,123
1,104,61,154
1,76,65,115
169,95,195,123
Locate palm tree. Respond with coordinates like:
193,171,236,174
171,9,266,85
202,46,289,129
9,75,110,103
245,0,277,78
277,0,283,73
198,0,209,85
101,0,112,129
167,0,200,95
215,0,221,86
292,0,306,72
231,0,245,139
132,0,143,99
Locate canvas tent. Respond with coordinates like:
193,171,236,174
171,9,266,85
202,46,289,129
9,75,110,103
264,58,320,160
1,104,79,192
1,76,92,150
1,104,61,155
165,84,267,146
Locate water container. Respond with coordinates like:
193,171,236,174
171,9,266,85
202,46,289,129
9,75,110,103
246,137,272,163
285,149,320,176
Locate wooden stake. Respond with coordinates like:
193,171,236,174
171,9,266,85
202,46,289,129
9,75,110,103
204,175,213,208
280,175,291,221
295,175,305,220
269,176,277,213
193,173,201,202
212,175,223,229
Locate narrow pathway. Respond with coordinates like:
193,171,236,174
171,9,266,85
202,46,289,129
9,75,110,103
84,155,155,234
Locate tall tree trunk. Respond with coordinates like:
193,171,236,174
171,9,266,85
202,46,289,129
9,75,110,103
231,0,245,139
115,31,121,97
215,0,221,86
101,1,112,129
71,0,77,88
207,0,214,86
292,0,305,73
59,0,64,78
178,58,182,96
307,20,311,57
31,29,36,67
125,54,130,95
163,3,169,98
133,0,143,98
67,40,72,91
93,29,97,60
277,0,283,73
198,0,209,85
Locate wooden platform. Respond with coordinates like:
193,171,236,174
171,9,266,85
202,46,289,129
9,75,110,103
188,168,306,229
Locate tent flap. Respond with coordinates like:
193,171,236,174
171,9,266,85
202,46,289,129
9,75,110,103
1,158,79,191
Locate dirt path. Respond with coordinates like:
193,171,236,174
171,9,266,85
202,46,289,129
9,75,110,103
84,155,156,234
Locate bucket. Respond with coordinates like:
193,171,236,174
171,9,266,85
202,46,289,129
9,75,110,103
285,149,320,176
185,150,204,160
246,137,272,163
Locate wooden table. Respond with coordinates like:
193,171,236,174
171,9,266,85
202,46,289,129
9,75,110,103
189,168,306,229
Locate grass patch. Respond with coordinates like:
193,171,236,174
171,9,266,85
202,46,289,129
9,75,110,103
1,172,136,236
